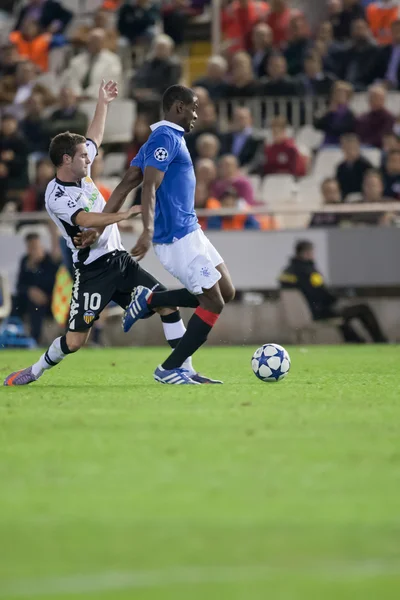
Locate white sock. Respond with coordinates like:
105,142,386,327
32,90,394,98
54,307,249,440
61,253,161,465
162,319,194,374
32,337,69,378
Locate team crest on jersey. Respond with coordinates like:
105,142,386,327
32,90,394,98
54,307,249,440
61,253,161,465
83,310,95,324
154,147,168,162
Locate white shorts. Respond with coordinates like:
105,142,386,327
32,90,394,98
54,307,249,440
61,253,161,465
154,228,224,295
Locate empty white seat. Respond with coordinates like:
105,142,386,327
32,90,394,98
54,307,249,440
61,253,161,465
312,148,343,182
297,176,321,208
103,152,126,176
361,147,381,168
296,126,324,152
80,99,136,143
260,174,296,206
350,92,368,115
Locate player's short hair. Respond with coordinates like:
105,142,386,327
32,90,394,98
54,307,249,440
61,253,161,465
295,240,313,256
49,131,86,167
162,85,196,113
25,233,40,243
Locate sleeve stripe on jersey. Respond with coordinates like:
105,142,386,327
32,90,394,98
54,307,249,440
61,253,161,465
86,138,98,156
71,208,84,225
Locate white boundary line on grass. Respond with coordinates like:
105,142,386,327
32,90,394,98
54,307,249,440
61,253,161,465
1,561,400,598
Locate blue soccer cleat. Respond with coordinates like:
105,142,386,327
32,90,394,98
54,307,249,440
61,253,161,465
188,372,223,384
4,366,37,386
123,285,152,333
154,365,201,385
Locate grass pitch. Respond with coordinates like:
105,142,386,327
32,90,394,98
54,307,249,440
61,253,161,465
0,345,400,599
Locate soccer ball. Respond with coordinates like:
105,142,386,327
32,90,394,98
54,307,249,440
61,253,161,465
251,344,291,382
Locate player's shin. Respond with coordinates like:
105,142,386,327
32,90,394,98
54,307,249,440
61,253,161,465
31,335,75,378
160,311,194,373
161,307,220,371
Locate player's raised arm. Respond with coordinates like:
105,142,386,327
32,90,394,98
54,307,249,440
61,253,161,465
86,80,118,148
103,165,143,214
131,166,164,261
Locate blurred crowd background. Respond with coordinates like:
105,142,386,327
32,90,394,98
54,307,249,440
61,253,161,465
1,0,400,348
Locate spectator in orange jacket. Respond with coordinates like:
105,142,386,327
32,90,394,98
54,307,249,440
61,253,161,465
221,0,269,53
9,19,52,72
366,0,400,45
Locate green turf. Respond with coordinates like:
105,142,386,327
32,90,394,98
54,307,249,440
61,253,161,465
0,346,400,599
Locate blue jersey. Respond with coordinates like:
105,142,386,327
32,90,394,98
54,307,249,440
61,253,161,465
131,120,199,244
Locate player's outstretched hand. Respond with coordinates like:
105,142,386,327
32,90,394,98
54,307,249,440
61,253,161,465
73,229,99,248
99,79,118,104
131,230,152,261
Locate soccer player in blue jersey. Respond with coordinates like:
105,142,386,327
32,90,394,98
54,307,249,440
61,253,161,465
105,85,235,384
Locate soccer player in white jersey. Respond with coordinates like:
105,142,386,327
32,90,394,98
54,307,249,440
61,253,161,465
4,81,218,386
102,85,236,385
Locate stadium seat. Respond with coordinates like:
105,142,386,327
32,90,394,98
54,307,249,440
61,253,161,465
104,153,126,177
297,176,321,207
350,93,368,115
312,148,344,182
295,126,324,152
100,176,120,192
260,175,296,206
361,147,381,168
279,289,343,344
248,175,262,197
80,99,136,144
0,273,11,320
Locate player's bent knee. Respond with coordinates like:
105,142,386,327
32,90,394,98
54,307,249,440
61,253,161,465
223,284,236,304
200,295,225,314
65,331,88,352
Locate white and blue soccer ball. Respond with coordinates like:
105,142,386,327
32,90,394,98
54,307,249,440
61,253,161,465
251,344,291,382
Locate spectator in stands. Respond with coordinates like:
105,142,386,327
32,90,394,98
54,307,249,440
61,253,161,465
195,133,221,161
22,158,54,212
309,177,343,227
357,84,395,147
336,133,373,198
131,34,181,106
362,168,387,200
91,148,112,202
195,158,220,229
381,131,400,172
12,233,59,344
366,0,399,45
62,29,122,99
252,115,308,177
226,51,262,98
209,188,265,230
220,106,262,167
379,19,400,90
221,0,269,54
297,51,336,97
314,80,357,145
71,8,118,53
117,0,159,45
0,43,22,77
163,0,190,47
196,157,217,190
279,239,388,343
211,154,256,205
334,18,379,90
20,91,48,155
261,53,299,97
0,60,55,117
193,56,229,100
192,86,210,108
126,114,151,167
0,114,29,209
9,18,57,73
329,0,365,41
186,102,220,160
382,149,400,199
251,23,273,78
15,0,72,34
266,0,303,49
284,14,313,77
46,87,88,140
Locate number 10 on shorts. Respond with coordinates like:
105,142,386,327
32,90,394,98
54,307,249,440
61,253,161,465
83,292,101,311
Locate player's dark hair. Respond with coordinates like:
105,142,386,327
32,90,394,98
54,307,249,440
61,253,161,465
295,240,313,256
49,131,86,168
162,85,195,113
25,233,40,243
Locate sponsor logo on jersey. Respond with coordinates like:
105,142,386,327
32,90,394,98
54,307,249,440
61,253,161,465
83,189,99,212
83,310,95,325
55,187,65,199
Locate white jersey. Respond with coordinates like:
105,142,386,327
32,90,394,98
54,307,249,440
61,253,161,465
45,139,124,266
